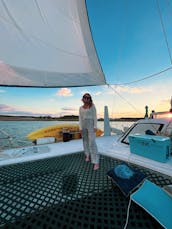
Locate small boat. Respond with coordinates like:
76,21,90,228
27,123,103,144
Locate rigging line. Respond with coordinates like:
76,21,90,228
156,0,172,64
166,0,172,17
109,65,172,86
107,84,143,115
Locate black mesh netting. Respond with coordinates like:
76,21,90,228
0,152,171,229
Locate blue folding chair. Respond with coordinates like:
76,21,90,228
107,164,172,229
129,180,172,229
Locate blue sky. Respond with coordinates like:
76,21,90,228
0,0,172,118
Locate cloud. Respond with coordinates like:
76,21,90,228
0,103,78,117
80,90,103,97
157,98,172,110
62,107,77,111
48,98,56,103
124,87,151,94
161,98,171,104
107,85,151,94
0,104,14,112
56,88,72,97
80,90,90,96
58,111,78,117
0,104,53,117
57,107,78,116
93,91,102,96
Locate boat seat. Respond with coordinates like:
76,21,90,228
129,179,172,229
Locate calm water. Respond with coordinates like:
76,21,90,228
0,121,134,150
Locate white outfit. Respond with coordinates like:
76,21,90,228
79,105,99,164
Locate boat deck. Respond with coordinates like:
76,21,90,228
0,152,172,229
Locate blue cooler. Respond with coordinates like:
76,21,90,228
129,134,171,163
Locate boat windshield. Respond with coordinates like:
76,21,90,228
122,123,164,144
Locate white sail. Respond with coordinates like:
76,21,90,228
0,0,106,87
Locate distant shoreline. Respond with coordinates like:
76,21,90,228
0,115,142,122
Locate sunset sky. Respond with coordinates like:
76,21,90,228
0,0,172,119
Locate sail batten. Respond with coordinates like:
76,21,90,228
0,0,106,87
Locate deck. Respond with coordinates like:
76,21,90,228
0,152,172,229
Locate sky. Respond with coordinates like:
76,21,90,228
0,0,172,119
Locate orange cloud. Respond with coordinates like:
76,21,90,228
56,88,72,97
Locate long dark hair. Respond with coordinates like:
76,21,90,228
82,93,93,108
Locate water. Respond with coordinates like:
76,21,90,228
0,121,134,150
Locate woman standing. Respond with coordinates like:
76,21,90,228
79,93,99,170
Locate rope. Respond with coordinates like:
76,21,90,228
156,0,172,64
0,128,11,138
106,84,142,115
109,66,172,86
123,197,132,229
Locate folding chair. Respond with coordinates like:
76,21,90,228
125,179,172,229
107,164,172,229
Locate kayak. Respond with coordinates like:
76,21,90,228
27,123,103,143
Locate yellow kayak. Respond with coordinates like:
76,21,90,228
27,123,103,142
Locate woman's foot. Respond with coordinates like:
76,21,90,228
85,155,90,162
93,164,99,170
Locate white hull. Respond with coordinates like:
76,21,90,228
1,134,172,177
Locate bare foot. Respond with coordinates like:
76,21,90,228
93,164,99,170
85,155,90,162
